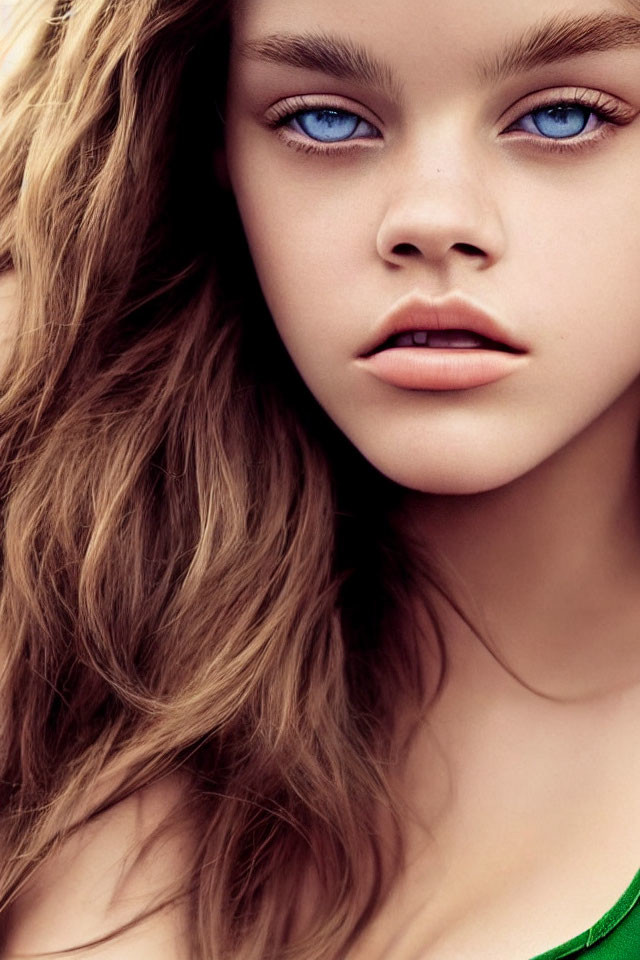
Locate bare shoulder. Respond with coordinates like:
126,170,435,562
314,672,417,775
2,773,198,960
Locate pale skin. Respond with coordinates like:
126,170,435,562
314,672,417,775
0,774,196,958
6,0,640,957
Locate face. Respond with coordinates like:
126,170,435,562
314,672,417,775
224,0,640,494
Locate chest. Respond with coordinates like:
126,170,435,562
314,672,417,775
345,701,640,960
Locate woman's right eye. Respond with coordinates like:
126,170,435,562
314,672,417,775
267,102,382,154
286,108,379,143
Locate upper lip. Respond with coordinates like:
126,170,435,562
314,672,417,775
360,292,528,356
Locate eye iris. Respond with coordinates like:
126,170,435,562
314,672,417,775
297,109,359,142
532,104,591,139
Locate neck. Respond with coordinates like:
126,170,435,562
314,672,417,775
396,385,640,701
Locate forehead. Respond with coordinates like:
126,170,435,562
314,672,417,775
230,0,640,95
231,0,640,33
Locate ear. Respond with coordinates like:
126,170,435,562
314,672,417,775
213,147,232,192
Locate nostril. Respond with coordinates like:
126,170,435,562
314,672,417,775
392,243,421,256
390,241,486,258
454,242,485,256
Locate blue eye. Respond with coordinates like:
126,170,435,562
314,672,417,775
287,108,378,143
519,103,593,139
295,109,359,142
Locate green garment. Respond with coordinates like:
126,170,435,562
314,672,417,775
529,867,640,959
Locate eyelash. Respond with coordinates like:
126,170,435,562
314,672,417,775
265,90,635,158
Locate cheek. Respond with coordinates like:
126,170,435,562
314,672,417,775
227,129,371,330
233,195,371,391
519,156,640,286
504,167,640,373
237,190,362,299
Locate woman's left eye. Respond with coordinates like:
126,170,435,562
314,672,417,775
504,98,625,145
500,93,636,153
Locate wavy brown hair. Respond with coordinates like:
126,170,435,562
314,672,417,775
0,2,450,957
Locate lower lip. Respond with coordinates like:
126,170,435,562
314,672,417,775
357,347,528,391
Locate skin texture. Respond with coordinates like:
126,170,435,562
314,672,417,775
224,1,640,957
2,775,195,959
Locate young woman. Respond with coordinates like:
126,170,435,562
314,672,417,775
1,0,640,957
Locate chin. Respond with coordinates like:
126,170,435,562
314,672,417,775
362,450,537,497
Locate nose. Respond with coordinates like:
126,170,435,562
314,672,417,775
376,142,506,274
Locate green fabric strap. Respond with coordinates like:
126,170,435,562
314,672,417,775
529,867,640,959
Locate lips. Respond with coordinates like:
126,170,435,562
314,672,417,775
360,292,528,358
356,291,529,391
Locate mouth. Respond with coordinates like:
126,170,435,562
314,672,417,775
357,292,529,392
370,328,523,354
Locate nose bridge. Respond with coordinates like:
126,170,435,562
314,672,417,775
376,122,506,268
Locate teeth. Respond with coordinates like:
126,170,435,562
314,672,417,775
389,329,491,349
428,330,485,349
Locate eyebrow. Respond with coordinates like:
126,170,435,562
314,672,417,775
479,11,640,84
239,31,403,101
238,12,640,101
